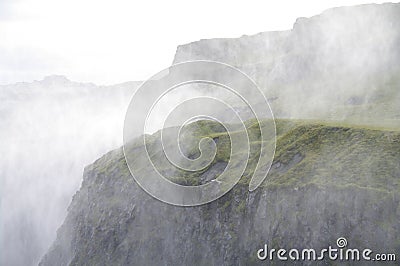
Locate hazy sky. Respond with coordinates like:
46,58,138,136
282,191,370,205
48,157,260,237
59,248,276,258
0,0,391,85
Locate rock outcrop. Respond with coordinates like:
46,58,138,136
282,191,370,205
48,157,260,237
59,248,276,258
174,3,400,124
40,121,400,265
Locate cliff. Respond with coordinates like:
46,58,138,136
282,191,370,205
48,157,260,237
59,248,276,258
40,3,400,265
173,3,400,125
40,120,400,265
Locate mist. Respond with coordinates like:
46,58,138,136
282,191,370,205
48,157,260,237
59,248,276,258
1,3,400,266
173,3,400,127
0,76,139,265
0,75,223,265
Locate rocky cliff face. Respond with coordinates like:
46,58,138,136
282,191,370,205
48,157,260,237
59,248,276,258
174,3,400,124
40,3,400,265
40,120,400,265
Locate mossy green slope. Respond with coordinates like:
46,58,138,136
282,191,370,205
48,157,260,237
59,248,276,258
40,119,400,266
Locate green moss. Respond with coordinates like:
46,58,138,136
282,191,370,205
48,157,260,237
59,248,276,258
236,200,246,213
93,118,400,200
